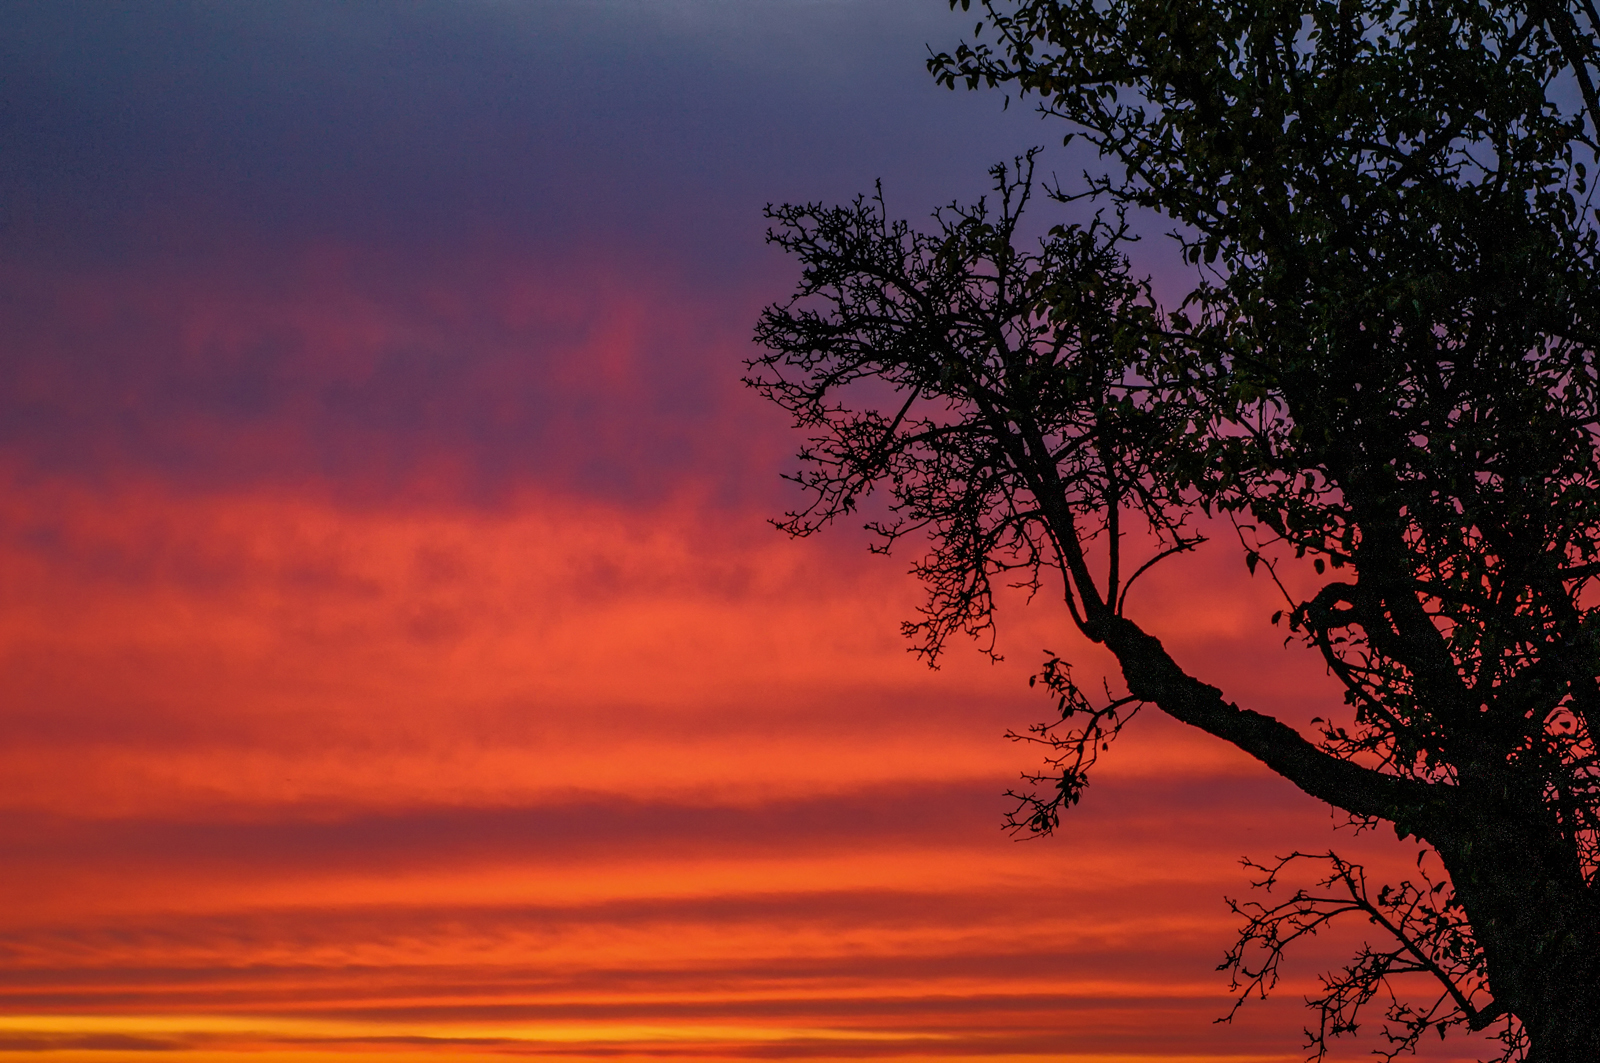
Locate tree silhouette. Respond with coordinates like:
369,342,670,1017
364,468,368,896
749,0,1600,1058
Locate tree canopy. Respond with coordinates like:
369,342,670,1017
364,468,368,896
749,0,1600,1059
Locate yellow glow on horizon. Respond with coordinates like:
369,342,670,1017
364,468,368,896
0,1012,942,1042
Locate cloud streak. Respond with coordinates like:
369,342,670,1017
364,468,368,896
0,471,1427,1059
0,3,1506,1060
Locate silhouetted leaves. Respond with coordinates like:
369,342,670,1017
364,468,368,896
757,0,1600,1056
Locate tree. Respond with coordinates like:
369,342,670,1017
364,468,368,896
747,0,1600,1059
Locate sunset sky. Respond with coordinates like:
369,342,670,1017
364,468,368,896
0,3,1500,1061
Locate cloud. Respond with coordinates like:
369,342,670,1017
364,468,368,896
0,243,788,506
0,4,1440,1059
0,469,1412,1059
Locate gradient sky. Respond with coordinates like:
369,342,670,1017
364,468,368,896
0,3,1503,1061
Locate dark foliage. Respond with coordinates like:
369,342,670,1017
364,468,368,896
752,0,1600,1058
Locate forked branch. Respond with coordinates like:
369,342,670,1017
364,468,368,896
1220,851,1520,1062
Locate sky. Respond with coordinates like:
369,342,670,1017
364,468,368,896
0,3,1505,1062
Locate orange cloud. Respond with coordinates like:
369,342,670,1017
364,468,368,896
0,467,1488,1062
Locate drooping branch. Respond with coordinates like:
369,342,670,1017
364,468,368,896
1005,654,1141,834
1220,851,1520,1062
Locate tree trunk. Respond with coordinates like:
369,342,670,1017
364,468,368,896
1526,1015,1600,1063
1427,793,1600,1062
1516,971,1600,1062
